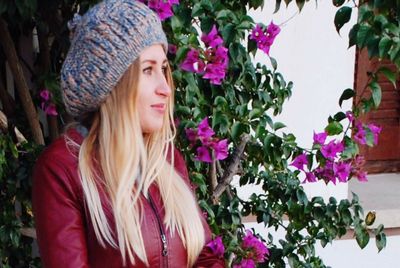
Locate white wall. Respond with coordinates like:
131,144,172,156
249,0,356,200
242,1,400,267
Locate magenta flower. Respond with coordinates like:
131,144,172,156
40,89,50,101
168,44,177,54
346,111,355,122
180,48,205,73
206,236,225,258
233,258,256,268
321,140,344,159
197,118,215,142
266,21,281,41
368,123,382,145
304,172,317,183
355,170,368,182
185,128,197,144
201,25,223,48
354,122,367,145
290,153,308,171
212,139,228,160
333,161,351,182
242,230,269,263
250,22,280,55
313,131,327,145
203,46,229,85
147,0,179,20
314,161,336,184
196,146,212,162
44,103,58,116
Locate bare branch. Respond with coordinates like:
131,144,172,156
212,134,250,201
0,18,44,144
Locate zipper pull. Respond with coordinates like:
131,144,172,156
161,234,168,256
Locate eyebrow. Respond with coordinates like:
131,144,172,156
140,59,168,65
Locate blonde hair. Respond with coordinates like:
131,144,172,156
70,59,205,266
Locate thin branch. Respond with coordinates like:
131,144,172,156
212,134,250,202
0,18,44,144
0,109,27,143
209,151,218,195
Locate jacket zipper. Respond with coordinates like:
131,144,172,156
147,194,168,267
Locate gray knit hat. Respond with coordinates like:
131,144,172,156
61,0,168,117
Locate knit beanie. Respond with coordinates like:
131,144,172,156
61,0,168,117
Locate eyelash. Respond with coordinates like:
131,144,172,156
143,66,168,75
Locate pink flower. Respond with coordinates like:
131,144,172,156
303,171,317,183
197,118,215,142
266,21,281,42
321,140,344,159
233,258,256,268
354,122,366,145
314,161,336,184
241,230,269,263
333,161,351,183
44,103,58,116
313,131,327,145
147,0,179,20
203,46,229,85
355,170,368,182
185,128,197,144
250,22,280,55
346,111,355,122
168,44,177,54
180,49,205,73
40,89,50,101
368,123,382,145
201,25,223,48
212,139,228,160
196,146,212,162
206,236,225,258
290,153,308,171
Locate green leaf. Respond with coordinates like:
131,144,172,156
273,122,286,131
334,7,352,33
378,37,392,58
296,189,308,205
170,16,182,33
249,0,264,9
378,67,397,87
357,25,373,48
221,23,236,45
296,0,306,11
339,88,355,107
231,122,246,140
370,81,382,108
355,227,370,249
325,121,343,135
249,108,262,119
332,0,345,7
274,0,282,13
348,24,360,48
376,232,387,252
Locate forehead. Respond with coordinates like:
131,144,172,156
139,44,167,62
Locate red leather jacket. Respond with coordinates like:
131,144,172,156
32,128,225,268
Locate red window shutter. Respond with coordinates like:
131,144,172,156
354,48,400,173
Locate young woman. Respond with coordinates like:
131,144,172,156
32,1,225,267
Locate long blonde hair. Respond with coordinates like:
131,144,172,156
72,59,205,266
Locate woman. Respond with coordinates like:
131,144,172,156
32,0,225,267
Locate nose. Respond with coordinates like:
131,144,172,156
156,75,171,97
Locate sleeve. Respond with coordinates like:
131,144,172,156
32,153,89,268
173,148,226,268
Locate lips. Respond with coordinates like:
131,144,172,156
151,103,166,113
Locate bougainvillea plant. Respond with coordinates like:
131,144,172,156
1,0,398,267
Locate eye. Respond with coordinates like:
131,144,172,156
143,66,152,75
162,65,168,76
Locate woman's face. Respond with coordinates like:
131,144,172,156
137,44,171,134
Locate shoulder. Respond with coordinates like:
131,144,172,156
33,128,84,198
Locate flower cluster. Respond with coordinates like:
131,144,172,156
181,25,229,85
291,112,381,184
206,236,225,258
139,0,179,20
185,117,228,162
39,89,58,116
233,230,269,268
249,22,281,55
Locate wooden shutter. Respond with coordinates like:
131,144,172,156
354,48,400,173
